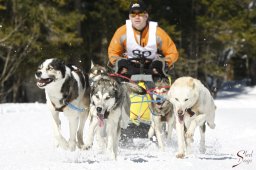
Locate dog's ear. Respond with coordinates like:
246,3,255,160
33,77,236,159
50,58,66,77
90,60,94,69
114,87,118,97
52,58,65,65
110,80,120,95
122,82,147,95
110,78,118,87
91,80,98,95
188,78,195,89
162,78,170,84
167,88,171,96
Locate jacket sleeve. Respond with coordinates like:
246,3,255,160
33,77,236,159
157,27,179,67
108,25,126,65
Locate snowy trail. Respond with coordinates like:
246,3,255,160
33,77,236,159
0,88,256,170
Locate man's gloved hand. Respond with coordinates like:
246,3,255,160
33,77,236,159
152,60,164,75
120,67,128,74
152,68,159,74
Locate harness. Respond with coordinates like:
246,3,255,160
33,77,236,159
51,101,67,112
160,112,169,122
97,72,174,125
185,108,196,117
185,98,200,117
147,82,171,117
50,67,86,113
51,100,85,112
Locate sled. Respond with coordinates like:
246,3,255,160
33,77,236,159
130,76,153,125
108,55,172,139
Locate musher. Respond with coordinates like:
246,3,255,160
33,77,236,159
108,0,179,82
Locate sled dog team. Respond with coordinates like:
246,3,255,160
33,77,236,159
35,58,216,159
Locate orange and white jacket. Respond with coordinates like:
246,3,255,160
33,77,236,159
108,20,179,67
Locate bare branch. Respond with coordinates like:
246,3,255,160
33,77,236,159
0,22,23,43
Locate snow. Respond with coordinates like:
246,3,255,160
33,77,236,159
0,86,256,170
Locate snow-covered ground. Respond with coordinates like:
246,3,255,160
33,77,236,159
0,86,256,170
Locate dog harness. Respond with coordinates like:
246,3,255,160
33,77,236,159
51,101,67,112
51,100,85,112
185,108,195,117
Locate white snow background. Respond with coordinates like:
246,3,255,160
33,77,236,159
0,84,256,170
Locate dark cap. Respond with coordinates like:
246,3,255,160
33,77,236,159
129,0,147,13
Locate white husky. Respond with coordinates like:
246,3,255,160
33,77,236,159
167,77,216,158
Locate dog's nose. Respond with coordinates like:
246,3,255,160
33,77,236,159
156,97,162,105
96,107,102,113
35,71,42,77
156,97,161,101
178,109,183,115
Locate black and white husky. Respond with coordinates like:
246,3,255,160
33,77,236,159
83,74,146,159
35,58,90,151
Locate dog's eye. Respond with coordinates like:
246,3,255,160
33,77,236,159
47,66,53,71
162,89,167,93
95,95,99,99
184,98,188,101
105,96,110,100
175,98,179,101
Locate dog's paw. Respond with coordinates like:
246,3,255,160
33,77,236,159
207,122,216,129
82,144,92,150
57,138,69,150
159,147,165,152
55,141,60,148
147,130,154,139
176,152,185,159
68,141,77,151
199,146,206,153
77,142,84,149
185,131,194,138
107,150,116,160
185,136,194,144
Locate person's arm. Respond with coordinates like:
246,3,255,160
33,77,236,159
156,27,179,67
108,25,127,65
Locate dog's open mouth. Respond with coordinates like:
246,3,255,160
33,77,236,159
36,78,54,87
178,114,184,122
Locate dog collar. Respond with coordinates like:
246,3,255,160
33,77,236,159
51,100,85,112
160,113,169,121
51,101,67,112
104,111,110,119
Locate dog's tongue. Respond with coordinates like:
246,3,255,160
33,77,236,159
178,115,184,123
97,113,104,127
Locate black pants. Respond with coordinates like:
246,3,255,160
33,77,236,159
115,59,168,81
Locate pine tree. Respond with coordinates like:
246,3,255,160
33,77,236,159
0,0,84,102
196,0,256,80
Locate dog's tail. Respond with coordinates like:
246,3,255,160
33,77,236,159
121,82,147,95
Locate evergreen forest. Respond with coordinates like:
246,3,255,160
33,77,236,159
1,0,256,102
